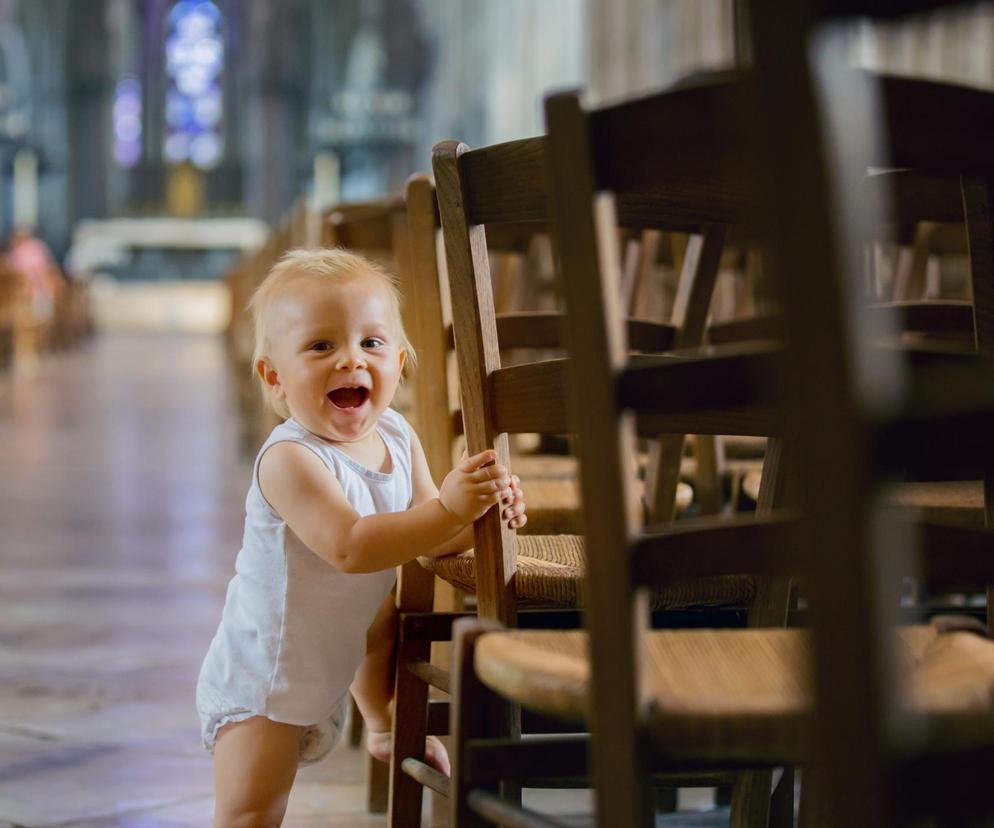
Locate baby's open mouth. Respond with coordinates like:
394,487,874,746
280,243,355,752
328,386,370,409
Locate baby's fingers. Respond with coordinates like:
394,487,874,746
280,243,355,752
503,487,524,512
459,450,497,472
470,464,509,487
504,491,526,524
502,475,524,504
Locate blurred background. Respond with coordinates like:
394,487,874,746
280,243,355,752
3,3,994,825
0,0,990,335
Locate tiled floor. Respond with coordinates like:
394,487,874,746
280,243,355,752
0,334,730,827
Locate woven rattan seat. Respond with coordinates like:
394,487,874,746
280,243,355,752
741,476,984,526
516,477,693,535
509,453,580,481
473,623,994,762
514,479,584,535
886,480,984,526
420,534,755,608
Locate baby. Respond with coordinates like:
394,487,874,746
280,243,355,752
197,248,526,826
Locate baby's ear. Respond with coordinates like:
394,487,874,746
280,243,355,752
256,357,279,389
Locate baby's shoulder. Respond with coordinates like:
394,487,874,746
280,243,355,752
254,419,337,479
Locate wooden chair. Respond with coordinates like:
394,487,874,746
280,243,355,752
404,173,695,534
709,167,994,593
746,3,994,823
387,118,789,824
444,69,994,828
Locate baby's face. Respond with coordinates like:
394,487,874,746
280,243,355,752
262,274,406,444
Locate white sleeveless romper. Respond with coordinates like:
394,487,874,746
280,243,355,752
196,408,410,764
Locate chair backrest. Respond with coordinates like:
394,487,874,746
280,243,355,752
431,131,748,623
744,5,994,822
543,80,795,826
317,197,421,399
404,174,558,485
432,138,551,624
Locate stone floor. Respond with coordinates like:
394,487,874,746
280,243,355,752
0,333,729,827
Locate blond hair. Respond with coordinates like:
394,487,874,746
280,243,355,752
248,247,415,419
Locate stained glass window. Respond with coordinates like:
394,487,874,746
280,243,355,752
164,0,224,169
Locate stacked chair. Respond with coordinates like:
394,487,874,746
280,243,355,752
387,7,994,828
388,127,786,824
403,173,697,534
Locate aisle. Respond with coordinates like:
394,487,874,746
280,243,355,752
0,334,383,827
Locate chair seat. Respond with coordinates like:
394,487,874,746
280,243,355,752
886,480,984,526
516,477,694,535
510,453,580,480
474,623,994,762
718,435,767,460
740,476,984,525
420,535,754,608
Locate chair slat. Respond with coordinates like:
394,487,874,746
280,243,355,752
490,360,569,436
880,75,994,176
588,76,752,225
448,313,678,352
617,348,783,415
917,523,994,586
631,514,798,585
460,137,548,226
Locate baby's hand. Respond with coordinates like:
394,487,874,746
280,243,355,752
501,474,527,530
367,730,450,777
438,450,510,526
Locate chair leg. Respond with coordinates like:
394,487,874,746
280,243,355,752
797,768,829,828
389,635,432,828
769,766,795,828
730,770,772,828
694,434,723,515
367,749,390,813
450,617,518,828
389,562,438,827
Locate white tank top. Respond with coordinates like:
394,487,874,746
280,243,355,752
197,408,410,726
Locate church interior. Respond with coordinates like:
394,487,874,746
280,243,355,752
4,1,994,826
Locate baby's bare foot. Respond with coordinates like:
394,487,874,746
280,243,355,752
424,735,450,777
366,732,450,777
366,730,391,764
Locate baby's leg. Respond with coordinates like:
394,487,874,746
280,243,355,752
353,592,451,775
350,592,398,735
212,715,302,828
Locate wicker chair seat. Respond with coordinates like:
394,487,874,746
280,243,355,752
474,622,994,762
886,480,984,526
510,453,580,481
516,478,693,535
420,534,755,608
741,477,984,526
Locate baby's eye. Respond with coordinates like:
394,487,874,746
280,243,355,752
361,337,385,349
310,341,332,352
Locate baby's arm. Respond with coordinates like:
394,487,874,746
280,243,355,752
258,441,509,573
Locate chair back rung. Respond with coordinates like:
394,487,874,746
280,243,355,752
617,348,784,415
457,137,548,227
630,513,798,585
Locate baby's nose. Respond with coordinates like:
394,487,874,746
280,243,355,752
337,347,367,369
